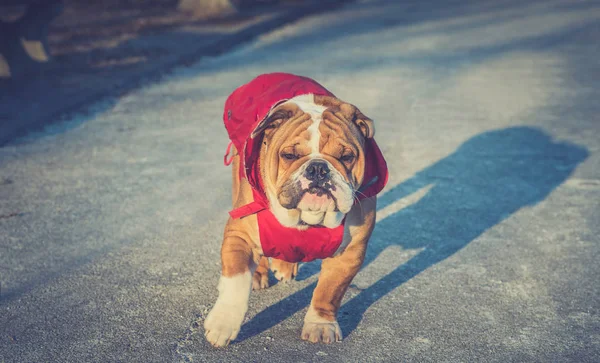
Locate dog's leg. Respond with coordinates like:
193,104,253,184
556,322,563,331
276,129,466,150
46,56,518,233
204,236,255,347
301,197,376,344
301,244,365,343
252,256,270,290
270,258,298,283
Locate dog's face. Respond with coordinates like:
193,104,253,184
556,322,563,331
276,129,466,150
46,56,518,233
252,94,375,229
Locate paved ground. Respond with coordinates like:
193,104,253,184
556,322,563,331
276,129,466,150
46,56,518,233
1,0,600,362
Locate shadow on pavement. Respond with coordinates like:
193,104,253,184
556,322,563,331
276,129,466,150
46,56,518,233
236,126,588,342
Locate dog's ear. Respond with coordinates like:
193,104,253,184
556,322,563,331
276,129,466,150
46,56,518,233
314,95,375,139
340,103,375,139
251,101,301,139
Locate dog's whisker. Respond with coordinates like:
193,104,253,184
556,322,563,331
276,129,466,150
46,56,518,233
353,193,365,214
354,189,369,199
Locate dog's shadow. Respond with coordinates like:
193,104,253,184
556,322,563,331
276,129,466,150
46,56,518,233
237,126,588,342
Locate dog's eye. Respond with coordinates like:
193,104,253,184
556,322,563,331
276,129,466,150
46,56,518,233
281,153,299,161
341,154,355,163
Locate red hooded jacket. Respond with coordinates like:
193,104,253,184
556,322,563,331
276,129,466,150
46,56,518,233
223,73,388,263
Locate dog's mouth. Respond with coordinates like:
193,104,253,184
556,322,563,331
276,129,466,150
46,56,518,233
298,187,337,210
306,186,334,201
294,187,338,226
276,175,352,228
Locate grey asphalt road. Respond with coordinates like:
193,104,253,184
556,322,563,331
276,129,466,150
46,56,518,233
1,0,600,362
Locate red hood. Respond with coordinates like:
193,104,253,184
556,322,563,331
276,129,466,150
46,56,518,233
223,72,388,201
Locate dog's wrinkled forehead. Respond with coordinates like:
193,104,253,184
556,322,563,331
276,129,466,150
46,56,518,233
285,94,327,117
285,94,326,155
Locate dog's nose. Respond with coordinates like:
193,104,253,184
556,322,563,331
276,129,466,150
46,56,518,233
304,160,330,182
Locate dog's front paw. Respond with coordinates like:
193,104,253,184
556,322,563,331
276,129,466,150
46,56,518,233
252,267,269,290
301,320,342,344
204,303,244,347
270,258,298,283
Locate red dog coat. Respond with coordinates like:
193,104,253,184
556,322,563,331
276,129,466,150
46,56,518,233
223,73,388,263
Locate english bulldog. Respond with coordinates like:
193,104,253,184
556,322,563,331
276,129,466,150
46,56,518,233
204,73,388,347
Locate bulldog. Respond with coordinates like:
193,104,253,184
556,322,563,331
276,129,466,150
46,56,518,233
204,73,388,347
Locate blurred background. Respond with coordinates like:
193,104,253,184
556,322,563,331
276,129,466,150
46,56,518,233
0,0,317,144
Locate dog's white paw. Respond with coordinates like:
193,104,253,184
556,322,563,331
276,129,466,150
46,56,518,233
204,302,244,347
301,320,342,344
301,306,342,344
204,272,252,347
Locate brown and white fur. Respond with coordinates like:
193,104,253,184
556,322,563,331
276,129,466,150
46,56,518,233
204,94,377,347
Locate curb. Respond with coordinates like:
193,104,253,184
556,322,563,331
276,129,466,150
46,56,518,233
0,0,349,146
